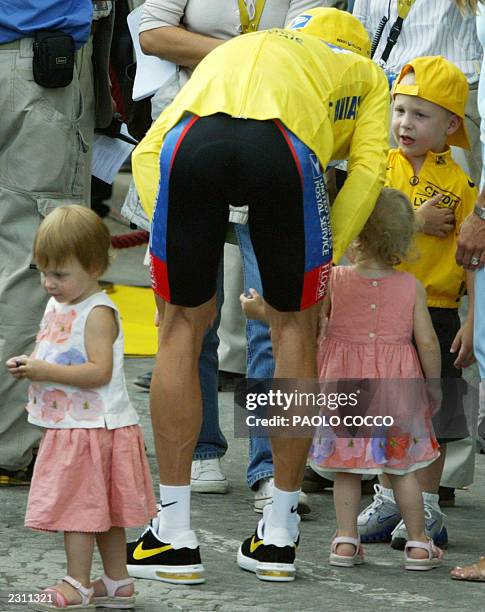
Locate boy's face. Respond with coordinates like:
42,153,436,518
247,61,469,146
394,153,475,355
391,72,460,167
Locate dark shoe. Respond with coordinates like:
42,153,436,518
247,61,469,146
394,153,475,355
127,526,205,584
361,476,379,495
133,370,152,390
301,466,333,493
237,509,298,582
438,486,456,508
0,453,36,486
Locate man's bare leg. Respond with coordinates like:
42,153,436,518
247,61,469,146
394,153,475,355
236,303,320,581
151,295,216,485
266,303,320,492
126,295,216,584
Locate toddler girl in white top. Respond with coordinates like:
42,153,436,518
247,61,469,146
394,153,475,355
7,205,156,611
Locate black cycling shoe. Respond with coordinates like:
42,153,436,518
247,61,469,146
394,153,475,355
127,526,205,584
237,515,298,582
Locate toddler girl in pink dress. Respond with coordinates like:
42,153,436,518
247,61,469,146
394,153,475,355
309,188,443,570
6,205,156,610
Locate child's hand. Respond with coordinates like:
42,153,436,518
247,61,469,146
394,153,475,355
240,288,266,321
6,355,29,379
415,194,454,237
8,356,50,381
450,322,475,368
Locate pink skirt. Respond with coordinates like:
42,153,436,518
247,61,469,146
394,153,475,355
25,425,157,532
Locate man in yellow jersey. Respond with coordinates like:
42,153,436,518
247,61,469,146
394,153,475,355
127,8,389,584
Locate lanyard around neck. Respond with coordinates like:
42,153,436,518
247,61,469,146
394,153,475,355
238,0,267,33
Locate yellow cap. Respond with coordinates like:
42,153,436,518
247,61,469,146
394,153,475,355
393,55,470,149
287,8,371,59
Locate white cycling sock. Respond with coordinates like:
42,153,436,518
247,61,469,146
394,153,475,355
266,485,299,535
155,484,191,541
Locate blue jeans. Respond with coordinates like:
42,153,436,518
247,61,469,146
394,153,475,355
235,223,275,488
194,261,228,460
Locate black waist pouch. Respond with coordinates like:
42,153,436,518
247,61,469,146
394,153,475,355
33,30,75,88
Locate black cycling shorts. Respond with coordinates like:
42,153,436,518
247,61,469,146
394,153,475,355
150,113,332,311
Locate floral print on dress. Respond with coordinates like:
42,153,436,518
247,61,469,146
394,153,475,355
41,389,70,423
70,391,104,421
310,427,336,464
37,309,78,345
55,348,86,366
26,384,43,419
36,309,56,342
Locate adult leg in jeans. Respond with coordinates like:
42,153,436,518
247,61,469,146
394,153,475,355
235,223,274,489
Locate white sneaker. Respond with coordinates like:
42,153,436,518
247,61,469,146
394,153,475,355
253,477,311,515
357,484,401,543
390,505,448,550
191,458,229,494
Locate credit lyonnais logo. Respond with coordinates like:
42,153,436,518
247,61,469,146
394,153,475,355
333,95,361,122
133,542,173,560
250,536,264,553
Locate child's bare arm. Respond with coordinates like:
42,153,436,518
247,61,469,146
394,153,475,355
413,281,441,379
413,280,441,409
12,306,117,388
317,293,331,339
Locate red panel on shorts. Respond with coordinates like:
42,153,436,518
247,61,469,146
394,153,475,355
150,252,171,302
300,262,332,310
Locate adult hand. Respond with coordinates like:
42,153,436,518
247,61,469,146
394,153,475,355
456,190,485,270
415,194,454,237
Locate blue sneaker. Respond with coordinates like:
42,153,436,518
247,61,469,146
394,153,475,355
390,506,448,550
357,485,401,543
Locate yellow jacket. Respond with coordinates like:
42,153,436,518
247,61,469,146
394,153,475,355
133,28,389,262
387,148,477,308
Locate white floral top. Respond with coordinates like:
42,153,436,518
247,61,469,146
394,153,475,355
27,292,140,430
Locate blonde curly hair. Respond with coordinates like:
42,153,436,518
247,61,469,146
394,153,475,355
454,0,483,13
355,188,416,266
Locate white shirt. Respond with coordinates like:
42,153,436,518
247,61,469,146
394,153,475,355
140,0,325,38
353,0,482,84
27,292,140,430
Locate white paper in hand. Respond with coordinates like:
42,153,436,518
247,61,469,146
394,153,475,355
127,6,178,101
91,124,136,185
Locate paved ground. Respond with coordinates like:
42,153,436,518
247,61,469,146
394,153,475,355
2,175,485,611
2,379,485,611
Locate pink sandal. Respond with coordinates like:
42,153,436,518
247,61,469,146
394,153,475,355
93,574,135,609
329,535,365,567
34,575,95,610
404,539,444,571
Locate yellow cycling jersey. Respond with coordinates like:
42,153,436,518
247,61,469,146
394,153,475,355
132,28,389,262
387,148,477,308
